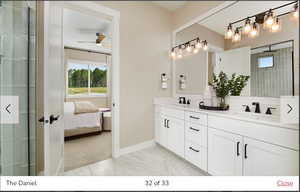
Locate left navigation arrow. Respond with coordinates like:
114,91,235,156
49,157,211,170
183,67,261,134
5,104,11,114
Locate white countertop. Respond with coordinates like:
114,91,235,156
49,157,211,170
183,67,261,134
155,102,299,130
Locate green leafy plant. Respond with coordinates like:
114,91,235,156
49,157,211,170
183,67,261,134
209,71,230,108
228,73,250,96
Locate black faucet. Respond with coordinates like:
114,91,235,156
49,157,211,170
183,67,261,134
266,107,276,115
242,105,251,112
252,102,261,113
179,97,186,104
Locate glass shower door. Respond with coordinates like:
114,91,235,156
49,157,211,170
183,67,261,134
0,1,36,176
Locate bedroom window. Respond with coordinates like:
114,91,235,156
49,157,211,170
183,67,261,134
67,62,107,97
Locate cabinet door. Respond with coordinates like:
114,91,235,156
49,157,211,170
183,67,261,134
158,115,168,148
243,137,299,176
208,128,243,176
167,117,185,158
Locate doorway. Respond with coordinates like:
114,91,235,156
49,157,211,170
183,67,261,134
39,1,120,175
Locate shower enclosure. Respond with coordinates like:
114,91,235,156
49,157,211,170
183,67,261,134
0,1,36,175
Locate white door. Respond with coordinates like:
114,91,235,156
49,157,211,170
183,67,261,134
208,128,243,176
43,1,64,176
158,115,168,148
167,117,184,158
243,137,299,176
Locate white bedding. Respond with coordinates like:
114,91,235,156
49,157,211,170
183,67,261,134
64,102,102,130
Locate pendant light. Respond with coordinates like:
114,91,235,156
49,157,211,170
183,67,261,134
177,45,183,59
185,43,192,52
170,48,176,58
193,45,199,54
249,22,259,38
243,18,252,34
195,38,202,49
202,40,208,51
225,24,234,39
291,3,299,19
232,28,241,42
264,10,274,28
270,17,280,32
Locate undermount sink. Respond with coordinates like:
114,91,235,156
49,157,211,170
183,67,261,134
228,112,280,122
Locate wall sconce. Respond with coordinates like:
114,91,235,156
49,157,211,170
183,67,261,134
161,73,169,89
179,75,186,90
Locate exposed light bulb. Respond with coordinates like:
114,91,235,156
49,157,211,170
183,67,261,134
271,17,280,32
177,47,183,59
202,40,208,51
232,28,241,42
193,48,199,54
249,22,258,38
195,38,202,49
225,24,233,39
264,10,274,28
243,18,252,34
170,48,176,58
185,43,192,52
292,3,299,19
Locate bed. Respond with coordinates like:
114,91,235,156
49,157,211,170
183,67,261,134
64,102,110,138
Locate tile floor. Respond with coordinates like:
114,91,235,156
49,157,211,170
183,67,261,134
63,145,208,176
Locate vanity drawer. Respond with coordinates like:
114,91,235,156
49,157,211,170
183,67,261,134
161,107,184,120
185,140,207,171
185,122,207,147
185,111,207,126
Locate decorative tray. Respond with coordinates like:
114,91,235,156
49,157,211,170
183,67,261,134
199,102,229,111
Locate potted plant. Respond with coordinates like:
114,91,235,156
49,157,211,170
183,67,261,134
209,71,230,109
228,73,250,96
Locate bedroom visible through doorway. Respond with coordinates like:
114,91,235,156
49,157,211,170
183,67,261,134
63,7,113,171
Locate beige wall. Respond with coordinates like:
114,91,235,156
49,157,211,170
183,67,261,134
97,1,173,148
171,1,223,30
225,15,299,95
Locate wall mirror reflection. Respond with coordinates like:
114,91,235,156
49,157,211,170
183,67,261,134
173,1,299,98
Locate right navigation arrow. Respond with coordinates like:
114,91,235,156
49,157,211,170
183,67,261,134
287,104,293,114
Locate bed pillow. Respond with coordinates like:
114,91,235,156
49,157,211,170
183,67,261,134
74,101,99,114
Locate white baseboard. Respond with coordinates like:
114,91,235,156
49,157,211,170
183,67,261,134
119,140,156,156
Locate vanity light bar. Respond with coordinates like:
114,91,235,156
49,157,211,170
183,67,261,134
170,37,208,59
225,1,298,42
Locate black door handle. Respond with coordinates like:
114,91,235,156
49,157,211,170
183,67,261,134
50,115,60,124
237,141,240,156
244,144,248,159
38,116,49,124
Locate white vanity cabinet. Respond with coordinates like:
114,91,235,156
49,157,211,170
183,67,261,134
207,116,299,176
184,111,208,171
208,128,243,176
243,137,299,176
155,106,185,158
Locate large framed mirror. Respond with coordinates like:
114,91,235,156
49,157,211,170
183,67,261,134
173,1,299,98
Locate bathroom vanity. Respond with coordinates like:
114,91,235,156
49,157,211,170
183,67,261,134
154,101,299,176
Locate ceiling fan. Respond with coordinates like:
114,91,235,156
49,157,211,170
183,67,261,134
77,33,108,47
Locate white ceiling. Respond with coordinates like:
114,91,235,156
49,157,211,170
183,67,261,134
63,8,112,53
199,1,293,35
152,1,186,11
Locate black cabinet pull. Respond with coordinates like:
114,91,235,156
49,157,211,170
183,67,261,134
167,120,170,128
189,146,199,152
189,127,199,132
190,116,200,120
244,144,248,159
164,119,166,128
237,141,240,156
